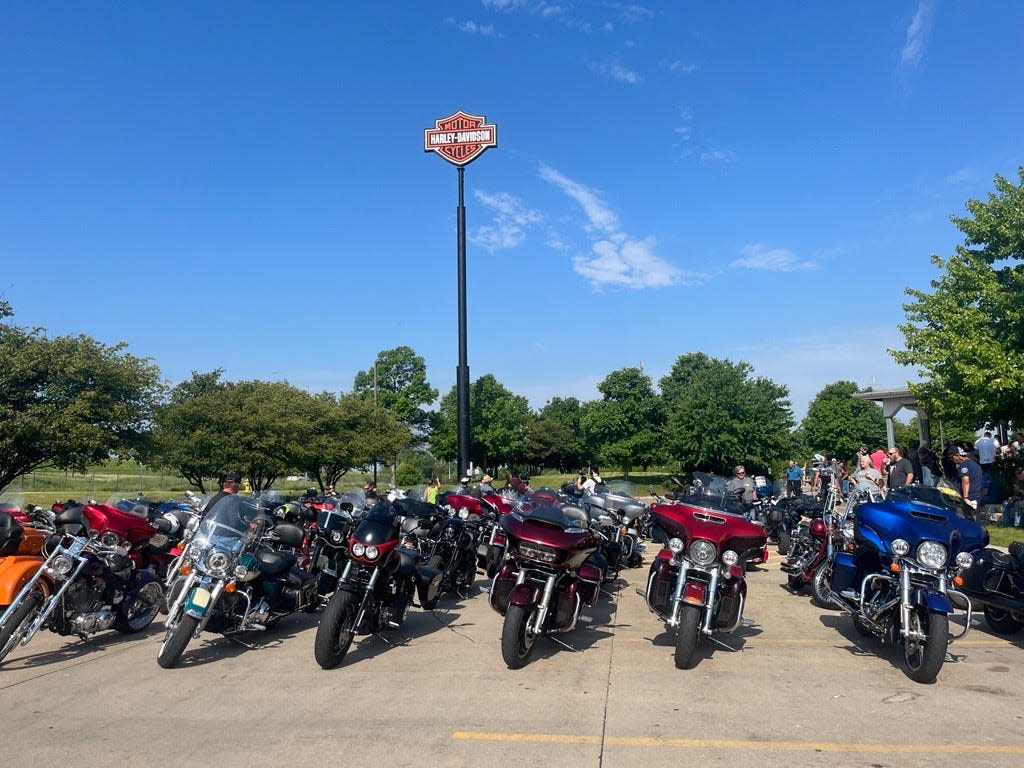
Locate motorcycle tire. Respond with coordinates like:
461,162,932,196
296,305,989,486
777,530,791,556
786,574,805,591
903,609,949,684
811,560,835,608
501,602,539,669
674,604,702,670
114,581,164,634
0,589,44,665
983,605,1024,635
314,590,359,669
156,614,198,669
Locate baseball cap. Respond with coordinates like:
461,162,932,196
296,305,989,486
955,447,969,456
223,471,242,483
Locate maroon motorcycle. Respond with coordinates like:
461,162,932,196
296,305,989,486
488,499,603,669
642,499,767,669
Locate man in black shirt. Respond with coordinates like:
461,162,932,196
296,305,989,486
886,446,915,490
204,471,242,512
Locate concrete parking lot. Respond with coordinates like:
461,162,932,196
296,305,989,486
2,553,1023,768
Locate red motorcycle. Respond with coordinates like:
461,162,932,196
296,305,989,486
643,500,767,669
488,499,603,669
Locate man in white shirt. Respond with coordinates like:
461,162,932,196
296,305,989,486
975,431,998,473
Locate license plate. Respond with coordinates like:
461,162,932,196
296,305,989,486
186,587,212,613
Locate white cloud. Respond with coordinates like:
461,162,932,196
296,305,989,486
540,165,706,290
900,1,933,69
482,0,527,10
730,244,818,272
469,190,543,252
700,149,736,163
667,60,697,74
945,167,974,184
460,20,496,35
539,165,619,234
587,60,642,84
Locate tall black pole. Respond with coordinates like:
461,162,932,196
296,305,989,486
456,165,471,478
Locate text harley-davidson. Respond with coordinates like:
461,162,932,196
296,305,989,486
642,501,768,669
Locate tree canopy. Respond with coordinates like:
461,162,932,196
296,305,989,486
580,367,663,475
893,167,1024,428
353,346,438,436
799,380,886,461
0,304,162,490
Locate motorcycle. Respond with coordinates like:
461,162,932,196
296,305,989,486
306,490,364,599
958,540,1024,636
780,484,871,604
0,509,49,611
429,494,494,594
580,480,646,575
487,496,603,669
827,484,987,683
157,494,319,668
641,497,768,669
313,500,443,669
0,511,164,665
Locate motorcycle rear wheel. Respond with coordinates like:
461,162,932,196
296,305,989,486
115,581,164,633
983,605,1024,635
0,589,44,665
157,614,198,669
903,609,949,684
501,603,538,669
674,604,702,669
314,590,359,669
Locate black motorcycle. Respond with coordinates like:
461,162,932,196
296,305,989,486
958,541,1024,635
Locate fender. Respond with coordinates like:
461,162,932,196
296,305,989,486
507,582,540,608
0,557,47,605
915,586,953,614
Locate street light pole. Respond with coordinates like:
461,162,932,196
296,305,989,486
456,165,471,479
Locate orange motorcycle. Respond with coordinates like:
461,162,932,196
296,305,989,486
0,509,50,610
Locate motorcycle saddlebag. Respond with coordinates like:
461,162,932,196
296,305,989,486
415,563,443,609
829,551,858,593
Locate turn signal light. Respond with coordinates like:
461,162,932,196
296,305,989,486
180,563,192,576
889,562,901,573
224,581,236,593
953,575,964,586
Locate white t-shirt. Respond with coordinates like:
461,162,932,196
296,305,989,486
975,436,998,464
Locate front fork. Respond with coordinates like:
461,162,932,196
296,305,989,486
530,574,557,635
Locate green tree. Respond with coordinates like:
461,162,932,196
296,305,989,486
893,167,1024,428
579,367,663,475
0,305,162,490
353,346,438,436
800,381,886,461
430,374,532,472
536,396,587,472
660,353,794,475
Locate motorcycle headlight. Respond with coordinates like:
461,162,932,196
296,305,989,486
891,538,910,557
330,530,344,544
688,539,717,566
459,508,469,520
233,565,248,579
351,542,366,557
916,541,947,569
100,531,120,547
518,542,560,563
721,550,738,566
206,551,231,576
955,551,974,570
667,537,685,555
364,545,379,561
48,553,75,576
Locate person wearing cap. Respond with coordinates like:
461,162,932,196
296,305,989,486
455,475,472,495
204,471,242,512
479,474,496,494
952,446,983,513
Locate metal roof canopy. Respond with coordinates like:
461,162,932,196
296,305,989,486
853,386,931,450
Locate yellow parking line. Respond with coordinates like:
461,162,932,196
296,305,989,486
612,636,1011,646
452,731,1024,754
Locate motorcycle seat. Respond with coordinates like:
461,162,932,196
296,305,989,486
0,512,24,557
256,549,296,577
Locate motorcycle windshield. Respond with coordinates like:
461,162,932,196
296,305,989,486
336,490,367,514
605,480,638,498
352,502,398,545
192,495,265,559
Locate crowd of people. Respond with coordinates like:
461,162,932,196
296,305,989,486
789,429,1024,526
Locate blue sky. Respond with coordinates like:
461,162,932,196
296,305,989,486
2,2,1022,422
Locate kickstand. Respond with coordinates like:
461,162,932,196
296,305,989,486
227,635,260,650
548,635,580,653
708,635,739,652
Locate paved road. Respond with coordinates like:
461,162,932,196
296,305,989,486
3,553,1023,768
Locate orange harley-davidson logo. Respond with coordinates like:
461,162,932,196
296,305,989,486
424,111,497,166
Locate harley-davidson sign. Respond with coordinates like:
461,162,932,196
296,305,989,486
424,111,497,166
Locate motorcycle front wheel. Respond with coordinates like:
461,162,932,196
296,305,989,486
674,604,702,669
811,560,835,608
157,614,198,669
903,609,949,684
115,581,164,633
777,530,791,556
0,589,45,665
314,590,359,669
501,603,539,669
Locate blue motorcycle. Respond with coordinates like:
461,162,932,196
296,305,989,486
828,485,988,683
